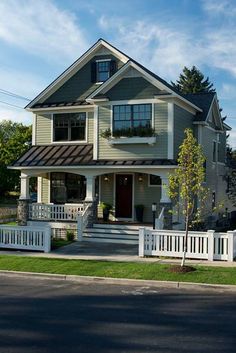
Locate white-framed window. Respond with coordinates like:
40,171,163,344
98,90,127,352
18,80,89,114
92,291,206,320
148,174,161,187
113,104,152,131
53,112,86,142
91,59,117,83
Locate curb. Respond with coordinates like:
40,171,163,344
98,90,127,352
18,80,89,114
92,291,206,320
1,270,236,292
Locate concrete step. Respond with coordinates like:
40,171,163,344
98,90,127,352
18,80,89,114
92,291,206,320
82,234,138,244
83,231,138,240
93,223,141,230
85,227,139,236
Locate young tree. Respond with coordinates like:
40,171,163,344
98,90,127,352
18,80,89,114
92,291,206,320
0,120,32,196
171,66,215,94
168,129,207,267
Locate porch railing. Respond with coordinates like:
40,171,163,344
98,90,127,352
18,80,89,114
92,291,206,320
139,228,236,262
0,225,51,252
77,203,92,241
29,203,84,221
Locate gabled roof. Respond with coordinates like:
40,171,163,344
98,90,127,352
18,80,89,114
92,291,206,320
86,60,202,112
26,38,129,110
182,92,215,122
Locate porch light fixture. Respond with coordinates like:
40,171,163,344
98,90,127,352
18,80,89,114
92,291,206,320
104,174,109,182
138,174,143,182
152,202,157,230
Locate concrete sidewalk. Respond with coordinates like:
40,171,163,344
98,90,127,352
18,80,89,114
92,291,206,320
0,240,236,267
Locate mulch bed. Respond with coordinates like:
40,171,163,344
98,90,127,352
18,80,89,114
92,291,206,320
168,265,196,273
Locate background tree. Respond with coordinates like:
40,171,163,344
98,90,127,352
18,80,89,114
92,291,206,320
171,66,215,94
168,129,207,267
0,120,32,197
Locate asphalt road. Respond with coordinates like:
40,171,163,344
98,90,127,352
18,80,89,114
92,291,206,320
0,276,235,353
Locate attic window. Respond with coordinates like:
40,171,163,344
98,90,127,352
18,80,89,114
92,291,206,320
91,59,117,83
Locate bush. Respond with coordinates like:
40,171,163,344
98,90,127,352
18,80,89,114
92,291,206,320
66,230,75,241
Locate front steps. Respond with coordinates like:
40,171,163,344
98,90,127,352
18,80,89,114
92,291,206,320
82,223,142,244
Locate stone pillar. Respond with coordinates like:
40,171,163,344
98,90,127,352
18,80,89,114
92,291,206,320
17,199,30,226
160,176,172,229
18,173,30,226
83,198,98,228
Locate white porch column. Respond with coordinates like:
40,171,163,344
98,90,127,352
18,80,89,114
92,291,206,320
160,177,171,203
85,175,95,201
19,173,30,200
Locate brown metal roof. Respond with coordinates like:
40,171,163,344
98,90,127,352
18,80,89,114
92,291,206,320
11,144,177,168
32,101,90,109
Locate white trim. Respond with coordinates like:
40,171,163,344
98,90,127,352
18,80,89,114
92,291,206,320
95,59,112,62
26,39,129,109
50,113,53,143
28,105,95,113
93,105,98,160
114,173,134,221
167,103,174,159
32,115,36,145
48,172,51,203
9,165,177,172
87,61,202,113
107,99,157,105
98,175,101,203
37,177,42,203
152,102,154,127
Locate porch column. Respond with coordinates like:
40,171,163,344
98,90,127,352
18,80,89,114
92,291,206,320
85,175,95,202
18,173,31,226
159,176,172,229
84,175,97,227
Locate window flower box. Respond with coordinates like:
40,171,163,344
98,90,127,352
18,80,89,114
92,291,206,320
108,136,157,145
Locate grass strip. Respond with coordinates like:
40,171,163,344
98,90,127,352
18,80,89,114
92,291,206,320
0,255,235,285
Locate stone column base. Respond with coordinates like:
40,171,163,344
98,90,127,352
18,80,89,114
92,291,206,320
17,199,31,226
160,202,172,229
84,199,98,228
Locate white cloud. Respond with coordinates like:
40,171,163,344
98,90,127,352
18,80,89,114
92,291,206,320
202,0,236,17
0,105,32,125
0,0,89,63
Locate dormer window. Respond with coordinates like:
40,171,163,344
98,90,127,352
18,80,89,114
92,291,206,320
91,59,117,83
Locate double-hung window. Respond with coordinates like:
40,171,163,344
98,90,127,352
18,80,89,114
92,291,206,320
113,104,152,131
97,61,110,82
54,113,86,142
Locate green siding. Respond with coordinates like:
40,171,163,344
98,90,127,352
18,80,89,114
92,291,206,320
43,55,123,104
173,105,194,159
41,174,50,203
99,173,161,222
106,77,161,101
218,133,226,163
36,114,51,145
35,111,94,145
87,111,94,144
98,103,168,159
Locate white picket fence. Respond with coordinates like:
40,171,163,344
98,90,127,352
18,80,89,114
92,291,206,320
139,228,236,262
29,203,84,221
0,225,51,253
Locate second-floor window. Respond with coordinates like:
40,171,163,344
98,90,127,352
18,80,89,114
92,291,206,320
113,104,152,131
91,60,117,83
53,113,86,142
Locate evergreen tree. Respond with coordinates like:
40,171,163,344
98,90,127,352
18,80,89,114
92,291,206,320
171,66,215,94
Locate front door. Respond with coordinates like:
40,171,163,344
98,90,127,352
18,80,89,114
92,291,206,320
115,174,133,218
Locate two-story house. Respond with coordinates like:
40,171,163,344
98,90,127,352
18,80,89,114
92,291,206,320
10,39,230,240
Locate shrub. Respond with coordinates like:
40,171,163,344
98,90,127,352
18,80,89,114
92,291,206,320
66,230,75,241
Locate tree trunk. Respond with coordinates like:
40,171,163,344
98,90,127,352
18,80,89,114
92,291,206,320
181,216,189,267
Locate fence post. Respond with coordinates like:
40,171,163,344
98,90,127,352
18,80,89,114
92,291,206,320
77,215,83,242
139,227,145,257
44,226,51,253
227,231,234,262
207,230,215,261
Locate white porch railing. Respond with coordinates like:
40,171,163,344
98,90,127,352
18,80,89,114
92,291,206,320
0,225,51,252
139,228,236,262
29,203,84,221
77,204,92,241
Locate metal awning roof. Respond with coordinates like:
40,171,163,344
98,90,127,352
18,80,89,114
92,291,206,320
11,144,177,168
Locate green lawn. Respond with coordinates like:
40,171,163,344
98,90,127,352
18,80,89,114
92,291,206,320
0,255,235,285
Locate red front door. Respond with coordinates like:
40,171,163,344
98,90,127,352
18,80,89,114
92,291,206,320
115,174,133,218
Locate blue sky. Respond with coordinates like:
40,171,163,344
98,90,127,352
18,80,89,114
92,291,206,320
0,0,236,148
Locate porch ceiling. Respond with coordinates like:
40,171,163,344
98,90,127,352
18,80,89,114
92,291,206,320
10,144,177,168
